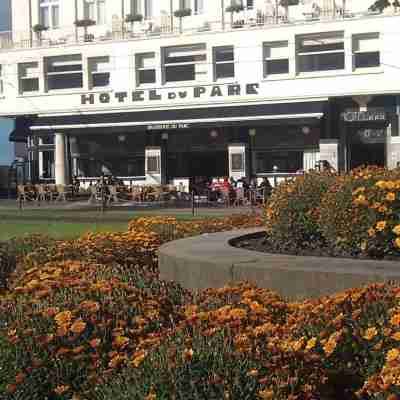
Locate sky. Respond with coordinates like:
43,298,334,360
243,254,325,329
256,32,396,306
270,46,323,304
0,0,13,166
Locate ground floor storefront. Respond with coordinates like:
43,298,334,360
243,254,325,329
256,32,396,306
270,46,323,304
11,94,400,190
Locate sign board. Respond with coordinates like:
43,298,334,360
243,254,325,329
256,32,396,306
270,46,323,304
147,123,190,131
355,128,386,144
342,111,386,122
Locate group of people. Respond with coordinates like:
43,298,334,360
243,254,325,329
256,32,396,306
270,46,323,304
191,176,273,204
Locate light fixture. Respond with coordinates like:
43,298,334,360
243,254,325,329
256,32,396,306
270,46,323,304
302,126,311,135
118,134,126,142
249,128,257,137
210,129,218,139
161,132,169,140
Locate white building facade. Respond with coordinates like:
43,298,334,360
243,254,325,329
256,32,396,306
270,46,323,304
1,0,400,187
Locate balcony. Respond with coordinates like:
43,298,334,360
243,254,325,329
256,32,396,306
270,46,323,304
0,6,394,52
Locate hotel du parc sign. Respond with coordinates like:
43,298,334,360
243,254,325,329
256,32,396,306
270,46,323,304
80,83,260,105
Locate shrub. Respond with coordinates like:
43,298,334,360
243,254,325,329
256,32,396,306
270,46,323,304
318,166,400,258
265,170,336,252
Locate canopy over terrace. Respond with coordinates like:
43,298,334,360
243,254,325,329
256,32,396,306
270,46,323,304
12,99,328,185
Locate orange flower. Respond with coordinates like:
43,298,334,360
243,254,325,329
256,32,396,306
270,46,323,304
395,238,400,249
392,332,400,341
386,348,400,363
131,351,146,368
368,228,376,237
54,311,72,326
386,192,396,202
70,319,87,335
391,314,400,326
113,336,129,349
89,338,101,348
247,369,258,377
258,389,274,399
394,225,400,235
363,327,378,341
376,221,387,231
183,348,194,361
323,340,337,357
54,385,70,395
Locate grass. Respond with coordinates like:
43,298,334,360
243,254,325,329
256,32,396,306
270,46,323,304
0,208,237,240
0,220,129,241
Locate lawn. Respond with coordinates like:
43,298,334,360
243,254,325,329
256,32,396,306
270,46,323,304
0,209,233,240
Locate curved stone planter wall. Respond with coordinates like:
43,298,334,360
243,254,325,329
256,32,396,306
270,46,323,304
159,229,400,300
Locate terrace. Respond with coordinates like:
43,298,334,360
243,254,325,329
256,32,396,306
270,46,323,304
0,5,390,52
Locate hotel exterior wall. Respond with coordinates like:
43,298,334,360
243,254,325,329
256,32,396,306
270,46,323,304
0,15,399,117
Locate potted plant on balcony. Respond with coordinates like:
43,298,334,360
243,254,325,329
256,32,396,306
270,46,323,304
174,8,192,34
125,13,143,36
74,18,96,42
369,0,392,13
225,3,244,28
32,24,48,45
279,0,299,21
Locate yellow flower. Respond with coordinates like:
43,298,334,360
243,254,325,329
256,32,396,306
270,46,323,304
387,192,396,202
378,205,388,213
391,314,400,326
247,369,259,377
363,327,378,341
323,340,337,357
386,348,400,363
393,225,400,235
145,391,157,400
391,332,400,341
131,351,146,368
70,319,86,335
54,311,72,326
305,337,317,351
395,238,400,248
376,180,387,189
376,221,387,231
113,336,129,349
258,389,274,399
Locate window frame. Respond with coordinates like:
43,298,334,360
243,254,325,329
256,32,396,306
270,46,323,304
135,52,157,86
18,62,40,94
213,45,235,81
352,33,381,70
88,56,110,89
163,43,207,84
146,155,160,174
263,40,289,77
0,65,3,94
296,32,345,74
84,0,106,25
39,0,60,29
45,54,84,91
144,0,153,19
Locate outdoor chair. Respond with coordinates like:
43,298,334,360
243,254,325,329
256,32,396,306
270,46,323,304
55,185,67,202
106,185,119,204
16,185,35,203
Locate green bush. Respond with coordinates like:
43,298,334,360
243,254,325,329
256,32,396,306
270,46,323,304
265,170,336,252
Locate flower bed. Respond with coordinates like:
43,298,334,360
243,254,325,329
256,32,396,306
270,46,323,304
1,213,400,399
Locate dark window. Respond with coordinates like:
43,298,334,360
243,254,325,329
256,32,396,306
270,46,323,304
92,72,110,87
214,46,235,80
265,59,289,75
136,53,156,85
147,155,160,173
216,63,235,79
354,51,380,68
46,55,83,90
165,65,195,82
298,52,345,72
139,69,156,84
47,73,83,90
21,79,39,92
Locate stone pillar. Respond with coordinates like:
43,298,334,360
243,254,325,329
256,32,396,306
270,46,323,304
55,133,67,185
319,139,339,171
228,144,247,181
145,147,162,185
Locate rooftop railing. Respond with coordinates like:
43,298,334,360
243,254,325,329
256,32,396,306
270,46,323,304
0,8,393,52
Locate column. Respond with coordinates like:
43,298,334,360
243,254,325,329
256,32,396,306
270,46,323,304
145,147,162,185
55,133,66,186
319,139,339,171
228,144,247,181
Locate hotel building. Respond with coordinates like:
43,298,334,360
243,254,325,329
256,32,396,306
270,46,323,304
1,0,400,188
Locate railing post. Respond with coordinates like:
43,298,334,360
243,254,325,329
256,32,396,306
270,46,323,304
191,190,195,216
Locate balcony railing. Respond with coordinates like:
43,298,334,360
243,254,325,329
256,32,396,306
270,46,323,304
0,8,393,52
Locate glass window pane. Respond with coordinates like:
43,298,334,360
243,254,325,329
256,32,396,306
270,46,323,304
40,7,50,27
355,52,380,68
52,5,59,28
48,73,83,90
139,69,156,84
22,78,39,92
215,47,234,62
298,53,344,72
266,59,289,75
92,73,110,87
147,156,159,173
216,63,234,79
97,0,106,24
165,65,195,82
231,154,244,171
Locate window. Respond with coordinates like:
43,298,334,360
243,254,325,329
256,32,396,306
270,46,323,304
231,153,244,172
163,43,207,83
353,33,380,69
45,55,83,90
84,0,106,24
214,46,235,80
144,0,153,19
40,0,59,28
147,155,160,174
136,53,156,85
297,32,345,73
179,0,191,8
194,0,204,13
130,0,142,14
263,41,289,76
19,62,39,93
89,57,110,88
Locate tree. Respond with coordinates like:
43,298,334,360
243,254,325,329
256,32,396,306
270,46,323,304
32,24,48,45
74,19,96,41
174,8,192,34
125,13,143,36
369,0,392,12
